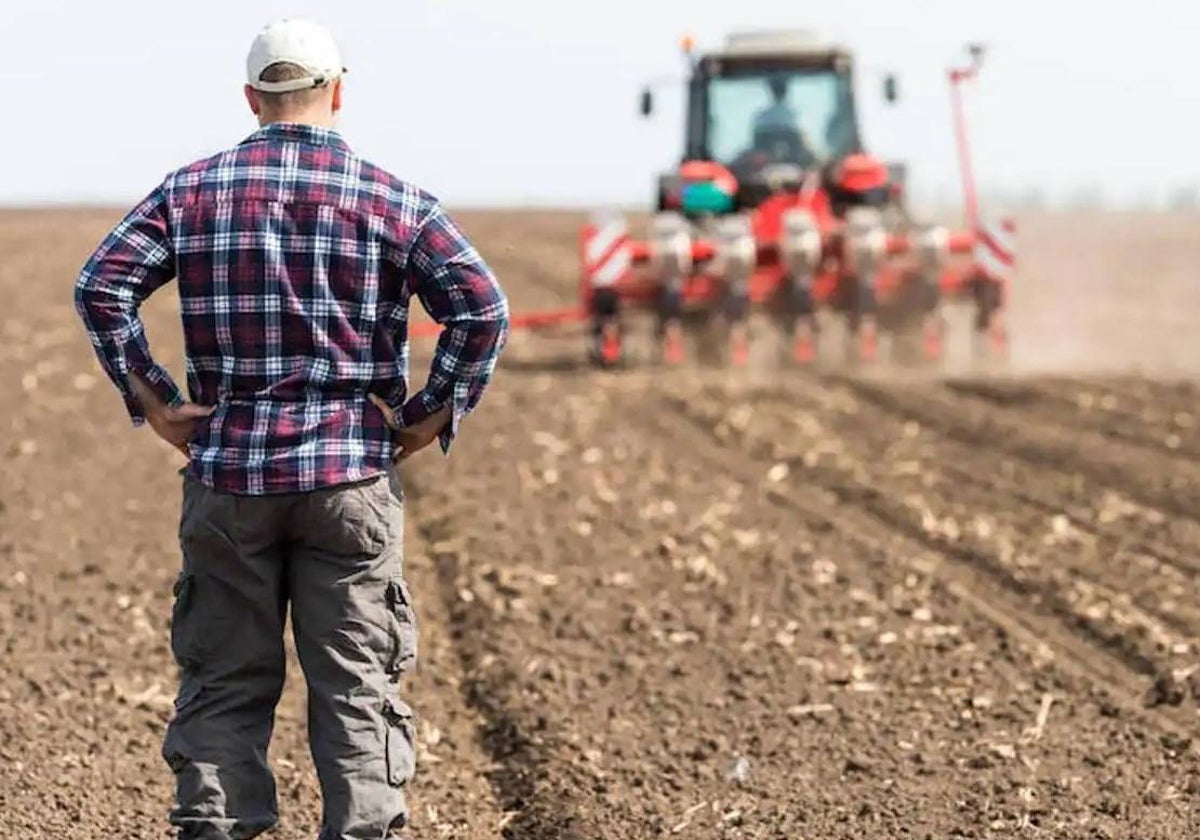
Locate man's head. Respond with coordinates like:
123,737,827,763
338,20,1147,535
768,74,788,103
244,19,346,128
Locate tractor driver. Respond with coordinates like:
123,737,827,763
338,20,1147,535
750,73,817,166
753,74,798,133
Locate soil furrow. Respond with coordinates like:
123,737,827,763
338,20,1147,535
1064,375,1200,414
940,376,1200,464
835,374,1200,525
404,470,595,840
756,395,1200,652
682,378,1200,578
392,517,510,839
652,385,1194,733
824,384,1200,567
717,379,1200,646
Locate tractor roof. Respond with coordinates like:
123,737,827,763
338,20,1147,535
715,29,850,61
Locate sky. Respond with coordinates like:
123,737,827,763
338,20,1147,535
1,0,1196,209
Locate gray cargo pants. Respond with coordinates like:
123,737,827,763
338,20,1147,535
162,470,418,839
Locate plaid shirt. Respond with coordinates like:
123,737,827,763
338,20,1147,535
74,122,509,495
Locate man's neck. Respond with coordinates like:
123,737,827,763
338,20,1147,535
259,114,338,130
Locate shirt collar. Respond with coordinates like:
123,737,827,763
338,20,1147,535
240,122,351,152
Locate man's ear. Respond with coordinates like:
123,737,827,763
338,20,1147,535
244,84,262,117
331,78,343,114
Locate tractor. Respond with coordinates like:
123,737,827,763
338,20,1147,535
579,30,1013,369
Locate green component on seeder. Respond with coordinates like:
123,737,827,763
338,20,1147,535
681,181,734,214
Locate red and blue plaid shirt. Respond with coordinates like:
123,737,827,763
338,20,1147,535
74,122,509,495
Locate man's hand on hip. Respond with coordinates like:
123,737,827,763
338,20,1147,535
368,395,451,462
129,373,213,458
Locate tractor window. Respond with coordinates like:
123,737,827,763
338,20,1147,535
705,70,858,168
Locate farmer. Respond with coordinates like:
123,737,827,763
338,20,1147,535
750,73,816,166
73,17,509,839
752,73,800,134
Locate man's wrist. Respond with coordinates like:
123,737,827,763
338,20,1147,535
128,373,161,413
400,393,444,428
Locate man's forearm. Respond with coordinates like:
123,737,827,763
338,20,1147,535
400,201,509,448
73,184,181,424
405,315,507,411
75,294,185,423
128,370,169,417
397,318,507,451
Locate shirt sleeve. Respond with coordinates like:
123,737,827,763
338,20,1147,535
73,183,184,424
400,202,510,453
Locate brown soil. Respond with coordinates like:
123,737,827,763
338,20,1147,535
3,208,1200,839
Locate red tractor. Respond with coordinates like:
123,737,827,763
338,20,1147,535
580,31,1014,368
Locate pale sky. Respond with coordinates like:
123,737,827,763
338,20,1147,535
1,0,1195,208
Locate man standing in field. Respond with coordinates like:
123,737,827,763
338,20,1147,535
73,18,509,839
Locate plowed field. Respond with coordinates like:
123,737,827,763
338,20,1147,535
2,208,1199,839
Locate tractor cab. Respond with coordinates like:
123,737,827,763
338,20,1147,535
642,30,901,220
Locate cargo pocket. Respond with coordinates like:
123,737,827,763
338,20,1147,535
384,579,418,677
169,572,205,672
383,692,417,787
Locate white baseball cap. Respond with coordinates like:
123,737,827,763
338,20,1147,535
246,18,347,93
